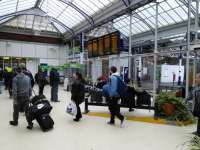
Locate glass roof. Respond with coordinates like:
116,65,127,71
39,0,116,29
113,0,199,37
0,0,37,17
0,0,116,34
0,0,199,37
5,15,57,32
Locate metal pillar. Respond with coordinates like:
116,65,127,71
153,1,158,104
87,59,90,78
193,0,199,86
117,54,120,75
72,39,75,60
128,11,132,79
80,32,84,64
186,0,192,98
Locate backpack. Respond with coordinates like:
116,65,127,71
113,75,127,97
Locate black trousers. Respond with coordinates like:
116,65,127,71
39,85,44,95
197,118,200,134
108,97,124,123
13,98,32,126
75,102,82,120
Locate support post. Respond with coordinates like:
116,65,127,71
153,1,158,105
128,11,132,79
186,0,191,98
193,0,199,86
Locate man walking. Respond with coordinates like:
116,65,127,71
107,66,125,127
9,66,33,129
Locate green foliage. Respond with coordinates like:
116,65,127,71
191,136,200,150
156,92,194,122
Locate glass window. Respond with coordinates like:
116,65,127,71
0,17,13,24
0,0,17,16
17,0,37,11
53,22,67,33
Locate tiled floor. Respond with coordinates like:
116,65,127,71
0,85,196,150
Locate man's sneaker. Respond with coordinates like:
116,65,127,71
120,118,125,128
9,121,18,126
107,121,115,125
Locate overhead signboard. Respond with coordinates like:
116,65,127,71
86,31,122,58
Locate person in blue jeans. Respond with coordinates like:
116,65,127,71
107,66,125,127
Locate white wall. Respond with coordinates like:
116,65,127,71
91,59,102,83
0,40,67,65
26,58,39,76
91,55,129,82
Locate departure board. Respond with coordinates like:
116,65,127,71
92,39,98,57
98,37,104,56
111,33,118,54
87,31,121,58
104,35,111,55
87,40,93,58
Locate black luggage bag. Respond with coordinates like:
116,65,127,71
29,100,52,120
136,90,151,108
31,95,46,105
36,113,54,131
90,88,103,103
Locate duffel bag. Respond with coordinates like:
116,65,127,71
29,100,52,119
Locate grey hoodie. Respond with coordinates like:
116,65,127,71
12,73,32,101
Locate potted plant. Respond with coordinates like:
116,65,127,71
155,92,193,122
156,92,177,116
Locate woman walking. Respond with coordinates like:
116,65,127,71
71,72,85,122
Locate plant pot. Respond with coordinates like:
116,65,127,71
162,103,175,116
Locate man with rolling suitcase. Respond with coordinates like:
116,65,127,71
9,66,33,129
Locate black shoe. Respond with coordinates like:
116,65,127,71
73,118,80,122
107,121,115,125
27,124,33,130
9,121,18,126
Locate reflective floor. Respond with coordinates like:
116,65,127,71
0,85,196,150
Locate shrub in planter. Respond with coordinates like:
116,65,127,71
156,92,193,122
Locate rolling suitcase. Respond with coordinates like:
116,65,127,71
36,114,54,131
29,100,52,119
31,95,46,105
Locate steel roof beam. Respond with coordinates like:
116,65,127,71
64,0,154,39
179,0,196,15
34,0,43,8
0,8,45,20
133,12,155,34
121,0,131,7
51,18,75,35
0,16,16,27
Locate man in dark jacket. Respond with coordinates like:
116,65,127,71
37,68,47,96
9,66,33,129
50,68,60,102
71,72,85,122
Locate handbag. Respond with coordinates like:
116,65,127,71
66,101,77,116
